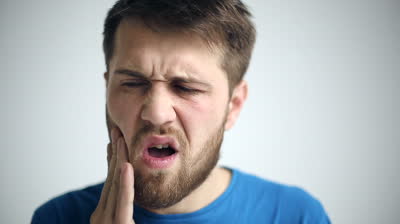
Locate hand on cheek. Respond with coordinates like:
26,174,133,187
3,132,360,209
91,128,136,224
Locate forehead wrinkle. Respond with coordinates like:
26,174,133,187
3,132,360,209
114,20,222,85
114,65,206,86
114,53,215,89
145,55,209,84
163,56,209,80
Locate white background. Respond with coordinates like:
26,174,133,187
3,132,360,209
1,0,399,223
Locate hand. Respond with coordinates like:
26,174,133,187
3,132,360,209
90,128,135,224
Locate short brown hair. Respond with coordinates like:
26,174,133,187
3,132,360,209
103,0,256,89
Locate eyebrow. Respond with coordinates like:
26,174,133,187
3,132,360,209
115,69,147,79
114,68,212,88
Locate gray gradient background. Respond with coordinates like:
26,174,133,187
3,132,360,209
1,0,399,223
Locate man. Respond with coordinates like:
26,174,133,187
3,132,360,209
32,0,331,223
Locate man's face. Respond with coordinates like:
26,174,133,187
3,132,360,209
105,19,232,209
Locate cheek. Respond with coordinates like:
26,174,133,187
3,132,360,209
176,95,227,148
107,89,142,144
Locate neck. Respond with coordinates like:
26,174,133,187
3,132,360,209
145,166,232,215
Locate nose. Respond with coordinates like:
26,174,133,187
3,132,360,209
140,83,176,127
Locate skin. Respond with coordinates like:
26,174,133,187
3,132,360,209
90,19,248,223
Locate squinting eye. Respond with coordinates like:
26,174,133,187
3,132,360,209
173,84,200,94
122,82,148,88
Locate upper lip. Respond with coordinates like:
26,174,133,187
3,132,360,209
142,135,180,152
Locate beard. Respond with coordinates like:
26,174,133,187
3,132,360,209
106,108,225,210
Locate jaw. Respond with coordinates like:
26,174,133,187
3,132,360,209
144,166,230,215
132,154,183,176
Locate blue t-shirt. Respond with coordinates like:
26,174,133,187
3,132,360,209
32,168,331,223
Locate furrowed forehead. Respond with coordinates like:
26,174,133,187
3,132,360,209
121,16,226,54
112,18,225,69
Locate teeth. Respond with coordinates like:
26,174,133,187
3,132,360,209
152,144,169,149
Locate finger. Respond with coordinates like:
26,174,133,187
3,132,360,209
98,128,119,209
111,127,121,141
115,162,135,223
108,127,121,166
98,141,118,209
118,134,129,163
105,137,124,216
107,143,112,167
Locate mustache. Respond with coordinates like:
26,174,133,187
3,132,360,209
132,124,187,148
106,106,186,143
128,124,188,163
105,106,188,158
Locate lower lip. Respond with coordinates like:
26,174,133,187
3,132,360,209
142,149,178,169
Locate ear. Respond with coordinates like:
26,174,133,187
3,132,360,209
224,80,248,130
104,71,109,87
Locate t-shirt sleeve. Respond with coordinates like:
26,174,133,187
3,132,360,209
299,192,331,224
31,200,59,224
279,186,331,224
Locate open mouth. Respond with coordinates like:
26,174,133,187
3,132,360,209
141,136,179,169
147,145,177,158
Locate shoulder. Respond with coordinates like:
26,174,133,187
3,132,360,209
231,168,331,223
231,168,287,198
277,185,331,223
31,182,104,224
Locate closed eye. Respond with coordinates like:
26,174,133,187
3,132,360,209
122,81,149,88
173,84,201,94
